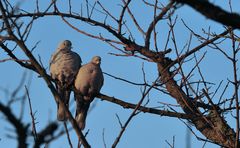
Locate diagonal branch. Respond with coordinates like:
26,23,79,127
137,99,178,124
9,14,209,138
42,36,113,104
145,1,175,49
118,0,131,34
171,30,229,66
123,0,145,36
98,93,193,119
60,15,123,45
112,77,159,147
34,122,59,148
0,43,35,71
173,0,240,29
0,1,90,147
25,86,38,142
0,101,28,148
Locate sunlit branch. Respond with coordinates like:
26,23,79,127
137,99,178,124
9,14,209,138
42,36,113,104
98,93,193,119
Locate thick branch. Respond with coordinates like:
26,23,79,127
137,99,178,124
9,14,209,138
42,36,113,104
0,102,28,148
157,63,236,147
1,1,239,147
16,40,90,147
173,0,240,29
34,122,58,148
0,11,131,44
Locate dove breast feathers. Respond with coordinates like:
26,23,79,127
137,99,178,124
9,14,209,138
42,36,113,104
50,50,81,83
74,62,103,96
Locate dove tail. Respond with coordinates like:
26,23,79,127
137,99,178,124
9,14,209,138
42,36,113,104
75,97,90,130
57,86,71,121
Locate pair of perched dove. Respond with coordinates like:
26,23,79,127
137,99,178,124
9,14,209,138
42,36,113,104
49,40,104,130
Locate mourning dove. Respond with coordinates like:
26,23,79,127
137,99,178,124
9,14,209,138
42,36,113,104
74,56,104,130
50,40,82,121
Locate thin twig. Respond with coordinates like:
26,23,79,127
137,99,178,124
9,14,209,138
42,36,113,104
64,122,73,148
229,28,240,148
0,1,90,146
171,30,229,66
153,0,159,52
97,1,118,22
102,128,107,148
145,1,174,49
165,136,175,148
123,0,145,36
25,86,38,141
112,76,159,147
61,15,123,45
118,0,131,34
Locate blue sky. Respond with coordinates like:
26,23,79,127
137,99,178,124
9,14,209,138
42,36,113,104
0,0,239,147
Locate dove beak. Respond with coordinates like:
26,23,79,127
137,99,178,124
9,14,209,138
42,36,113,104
97,60,101,65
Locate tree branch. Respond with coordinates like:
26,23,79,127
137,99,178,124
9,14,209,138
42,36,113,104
173,0,240,29
118,0,131,34
98,93,193,119
34,122,59,148
0,1,90,147
0,102,28,148
145,1,174,49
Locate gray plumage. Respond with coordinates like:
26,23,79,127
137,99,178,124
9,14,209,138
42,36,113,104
50,40,82,121
74,56,104,130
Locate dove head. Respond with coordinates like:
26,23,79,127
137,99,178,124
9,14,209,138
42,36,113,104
57,40,72,51
91,56,101,65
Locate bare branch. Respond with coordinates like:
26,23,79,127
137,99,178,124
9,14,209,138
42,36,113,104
0,43,35,71
0,58,30,63
171,30,229,66
112,77,159,147
1,1,240,147
229,28,240,148
0,1,90,146
103,72,168,94
25,86,38,142
118,0,131,34
165,136,175,148
64,122,73,148
97,1,118,22
34,122,59,148
61,15,123,45
145,1,175,49
102,128,107,148
123,0,145,36
153,0,159,52
173,0,240,29
0,101,28,148
98,93,193,119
